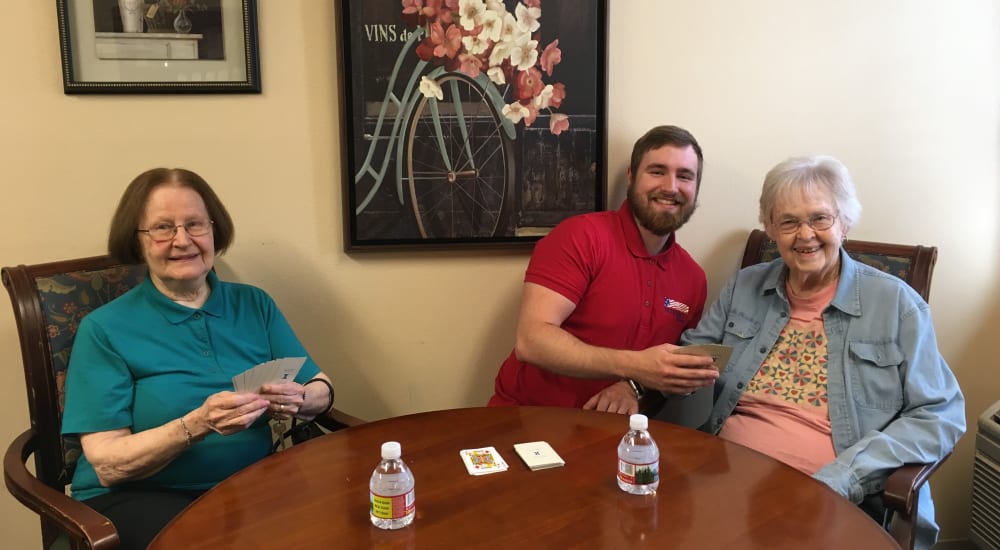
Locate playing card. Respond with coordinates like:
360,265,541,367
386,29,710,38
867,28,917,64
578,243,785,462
673,344,733,372
459,446,509,476
232,357,306,392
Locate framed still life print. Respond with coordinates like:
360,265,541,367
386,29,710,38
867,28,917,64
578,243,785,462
56,0,261,93
337,0,608,250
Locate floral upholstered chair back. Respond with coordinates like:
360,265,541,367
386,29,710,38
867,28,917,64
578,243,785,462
4,259,147,489
743,229,937,302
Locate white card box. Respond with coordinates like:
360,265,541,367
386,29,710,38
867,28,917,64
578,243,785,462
513,441,565,471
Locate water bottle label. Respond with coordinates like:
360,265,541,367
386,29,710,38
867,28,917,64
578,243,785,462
618,459,659,485
370,489,415,519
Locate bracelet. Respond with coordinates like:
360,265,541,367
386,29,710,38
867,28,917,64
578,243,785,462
179,417,194,447
626,379,645,399
304,378,335,415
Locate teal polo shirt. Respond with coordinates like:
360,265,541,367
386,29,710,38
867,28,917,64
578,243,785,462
62,271,320,501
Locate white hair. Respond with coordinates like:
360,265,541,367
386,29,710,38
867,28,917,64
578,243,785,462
758,155,862,230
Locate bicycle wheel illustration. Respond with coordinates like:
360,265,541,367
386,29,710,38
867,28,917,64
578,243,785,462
404,72,515,239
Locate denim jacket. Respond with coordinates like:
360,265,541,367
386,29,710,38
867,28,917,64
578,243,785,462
682,250,965,547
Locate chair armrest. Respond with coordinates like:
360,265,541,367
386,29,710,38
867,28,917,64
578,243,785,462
4,429,119,550
314,407,366,432
883,455,950,516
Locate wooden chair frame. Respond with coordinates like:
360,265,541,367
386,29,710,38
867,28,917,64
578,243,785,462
4,256,124,549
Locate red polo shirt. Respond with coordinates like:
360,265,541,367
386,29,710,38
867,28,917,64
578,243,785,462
489,201,707,408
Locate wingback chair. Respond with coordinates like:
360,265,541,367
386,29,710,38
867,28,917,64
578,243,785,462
741,228,947,550
3,255,363,550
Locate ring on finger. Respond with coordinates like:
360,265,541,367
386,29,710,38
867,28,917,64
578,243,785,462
279,403,285,412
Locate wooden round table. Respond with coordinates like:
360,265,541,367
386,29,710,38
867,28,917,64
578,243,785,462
149,406,899,549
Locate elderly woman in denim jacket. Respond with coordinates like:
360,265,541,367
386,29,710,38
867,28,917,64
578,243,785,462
682,155,965,549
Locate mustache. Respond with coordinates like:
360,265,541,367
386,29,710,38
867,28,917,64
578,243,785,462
647,192,687,206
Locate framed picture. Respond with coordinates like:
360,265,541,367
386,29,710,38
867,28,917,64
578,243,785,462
56,0,261,93
336,0,608,250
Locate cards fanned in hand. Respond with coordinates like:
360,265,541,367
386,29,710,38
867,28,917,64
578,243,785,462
513,441,565,471
673,344,734,373
459,446,509,476
232,357,306,393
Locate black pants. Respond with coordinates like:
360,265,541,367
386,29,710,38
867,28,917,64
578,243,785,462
81,488,205,550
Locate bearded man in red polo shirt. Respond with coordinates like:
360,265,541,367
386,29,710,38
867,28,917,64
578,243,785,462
488,125,719,414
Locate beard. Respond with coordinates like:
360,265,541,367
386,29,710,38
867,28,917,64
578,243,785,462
627,184,698,236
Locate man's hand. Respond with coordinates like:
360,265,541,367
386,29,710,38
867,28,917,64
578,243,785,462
583,381,638,415
631,343,719,395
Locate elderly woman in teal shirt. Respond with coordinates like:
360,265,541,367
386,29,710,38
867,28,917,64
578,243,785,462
681,155,965,550
62,168,337,550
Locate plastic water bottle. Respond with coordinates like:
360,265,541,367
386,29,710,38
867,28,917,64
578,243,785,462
369,441,415,529
617,414,659,495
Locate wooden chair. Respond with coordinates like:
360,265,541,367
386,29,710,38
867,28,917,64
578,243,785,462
3,256,363,549
741,228,947,550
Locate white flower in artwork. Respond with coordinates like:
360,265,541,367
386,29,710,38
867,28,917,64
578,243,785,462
502,102,530,124
478,9,503,43
508,33,539,71
515,3,541,33
462,33,490,55
534,84,554,109
419,76,443,100
489,40,510,67
459,0,487,31
487,66,506,85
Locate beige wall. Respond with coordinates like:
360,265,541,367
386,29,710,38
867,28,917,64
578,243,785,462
1,1,996,547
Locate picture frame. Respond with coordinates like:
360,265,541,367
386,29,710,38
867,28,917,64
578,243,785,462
56,0,261,94
336,0,608,251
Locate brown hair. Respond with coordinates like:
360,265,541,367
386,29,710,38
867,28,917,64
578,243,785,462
107,168,235,264
629,125,704,186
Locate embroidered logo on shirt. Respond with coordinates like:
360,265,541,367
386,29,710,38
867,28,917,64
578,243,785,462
663,297,690,321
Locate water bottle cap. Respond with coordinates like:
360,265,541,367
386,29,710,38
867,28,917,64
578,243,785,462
381,441,402,459
629,414,648,431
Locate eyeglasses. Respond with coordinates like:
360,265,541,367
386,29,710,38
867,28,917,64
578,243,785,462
773,213,837,234
137,220,214,242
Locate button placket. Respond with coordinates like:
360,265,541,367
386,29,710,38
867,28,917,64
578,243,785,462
190,312,212,358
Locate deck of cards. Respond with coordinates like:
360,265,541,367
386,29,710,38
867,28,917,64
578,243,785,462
232,357,306,393
459,446,509,475
513,441,565,471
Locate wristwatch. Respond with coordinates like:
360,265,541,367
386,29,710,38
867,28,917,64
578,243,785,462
626,379,645,399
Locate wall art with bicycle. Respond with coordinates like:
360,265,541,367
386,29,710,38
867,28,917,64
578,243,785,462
337,0,608,250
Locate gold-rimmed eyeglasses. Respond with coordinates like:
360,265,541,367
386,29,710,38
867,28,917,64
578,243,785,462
773,213,837,234
137,220,214,242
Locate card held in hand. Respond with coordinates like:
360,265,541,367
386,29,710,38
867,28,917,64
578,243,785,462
513,441,565,471
232,356,306,393
459,446,509,476
673,343,734,373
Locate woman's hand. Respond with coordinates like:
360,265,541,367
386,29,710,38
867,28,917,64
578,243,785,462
260,374,334,421
258,381,306,420
198,391,270,435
